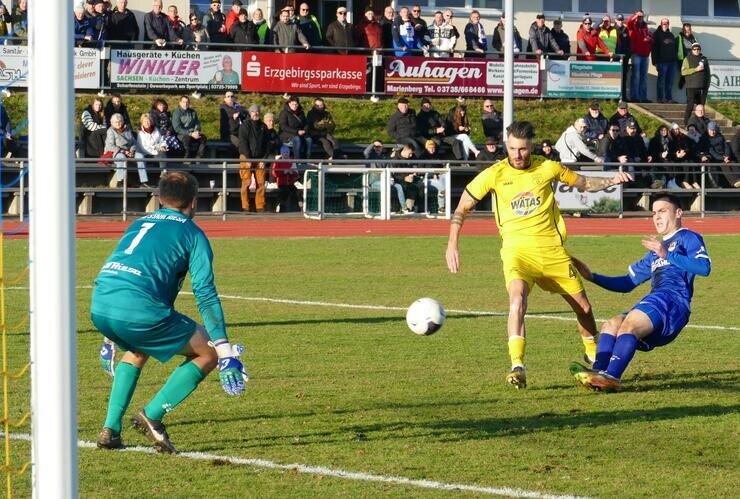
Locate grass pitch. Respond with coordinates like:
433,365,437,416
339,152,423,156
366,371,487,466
3,233,739,497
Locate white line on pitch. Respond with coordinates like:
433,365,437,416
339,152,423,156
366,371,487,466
6,286,739,331
3,432,586,499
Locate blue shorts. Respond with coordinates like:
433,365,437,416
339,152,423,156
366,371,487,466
631,291,690,351
91,311,197,362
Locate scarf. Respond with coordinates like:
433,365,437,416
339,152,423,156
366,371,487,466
168,16,180,30
141,124,154,134
477,23,486,46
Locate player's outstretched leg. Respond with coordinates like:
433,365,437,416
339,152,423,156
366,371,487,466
569,362,599,389
132,409,178,454
506,335,527,389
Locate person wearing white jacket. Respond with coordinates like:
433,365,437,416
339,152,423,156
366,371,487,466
426,11,457,58
554,118,603,164
135,113,168,180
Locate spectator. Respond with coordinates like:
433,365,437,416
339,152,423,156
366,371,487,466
576,16,611,61
415,97,446,145
596,15,616,57
491,13,522,57
84,0,96,20
0,103,16,157
252,9,271,47
442,10,460,49
219,91,243,155
669,123,699,188
526,13,563,59
583,101,608,146
609,100,644,137
616,118,650,186
134,113,167,177
477,137,504,162
325,6,355,54
164,4,185,48
229,8,255,46
224,0,242,34
363,139,407,213
108,0,139,49
150,98,182,155
272,145,301,212
554,118,603,163
74,4,94,47
466,10,489,57
203,0,228,45
685,123,702,149
395,145,422,213
279,96,312,160
380,5,395,49
105,113,142,187
355,8,382,50
262,112,281,158
549,19,569,59
296,2,322,48
652,17,678,103
687,103,710,135
626,10,653,103
647,124,673,187
732,126,740,161
172,95,206,159
144,0,169,48
676,23,697,90
89,0,109,50
0,3,11,40
387,97,425,156
80,97,108,158
446,105,480,161
426,11,457,58
614,14,631,99
392,6,425,57
698,121,739,188
420,139,447,214
410,4,427,38
682,43,711,126
306,97,339,160
104,93,130,128
238,104,269,212
273,6,310,52
11,0,27,45
596,124,626,164
481,99,503,142
539,139,559,162
184,12,210,49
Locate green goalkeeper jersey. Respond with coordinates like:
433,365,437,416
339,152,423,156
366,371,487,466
91,208,227,342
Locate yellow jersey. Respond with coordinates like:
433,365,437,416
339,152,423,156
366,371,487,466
466,156,579,248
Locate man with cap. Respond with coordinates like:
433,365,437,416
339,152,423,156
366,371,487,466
325,6,356,55
626,10,653,102
219,91,244,155
203,0,228,44
652,17,678,103
416,97,447,146
681,42,711,125
583,101,608,145
273,6,311,52
576,16,611,61
224,0,242,34
596,15,617,57
549,18,569,60
609,101,644,138
387,97,426,156
296,3,322,48
478,137,504,162
526,13,564,59
614,14,631,99
615,118,649,185
697,121,738,188
238,104,269,212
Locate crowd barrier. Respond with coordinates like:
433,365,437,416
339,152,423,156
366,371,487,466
1,158,739,222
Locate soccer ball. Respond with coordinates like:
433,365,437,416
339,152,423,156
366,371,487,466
406,298,445,336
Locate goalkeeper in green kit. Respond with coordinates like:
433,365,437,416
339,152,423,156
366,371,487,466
91,171,247,454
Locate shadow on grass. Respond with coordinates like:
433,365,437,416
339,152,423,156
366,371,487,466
545,369,740,393
224,313,501,329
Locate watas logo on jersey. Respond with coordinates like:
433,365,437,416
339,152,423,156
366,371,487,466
510,191,541,215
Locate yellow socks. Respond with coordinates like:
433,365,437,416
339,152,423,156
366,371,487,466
582,335,597,363
508,335,526,368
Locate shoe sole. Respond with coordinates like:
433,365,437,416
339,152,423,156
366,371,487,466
506,373,526,389
587,376,622,393
132,411,178,454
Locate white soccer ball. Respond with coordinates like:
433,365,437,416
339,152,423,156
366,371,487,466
406,298,446,336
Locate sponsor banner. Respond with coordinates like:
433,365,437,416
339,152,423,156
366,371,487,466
708,62,740,100
384,57,540,97
0,46,101,89
555,171,621,210
546,60,621,98
241,51,366,94
110,49,242,90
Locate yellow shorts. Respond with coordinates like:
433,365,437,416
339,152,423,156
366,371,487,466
500,245,584,296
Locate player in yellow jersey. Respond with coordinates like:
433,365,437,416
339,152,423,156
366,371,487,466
445,121,632,389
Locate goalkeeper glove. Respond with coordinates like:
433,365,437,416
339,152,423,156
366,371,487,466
99,338,116,377
212,341,248,396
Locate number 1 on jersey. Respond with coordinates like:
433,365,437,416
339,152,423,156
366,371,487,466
124,222,155,254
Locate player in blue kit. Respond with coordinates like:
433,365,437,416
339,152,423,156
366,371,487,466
569,193,711,392
91,171,247,453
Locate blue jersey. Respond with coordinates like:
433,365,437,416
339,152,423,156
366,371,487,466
91,208,227,342
626,228,711,311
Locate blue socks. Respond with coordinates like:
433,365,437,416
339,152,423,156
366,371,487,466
593,333,616,371
605,334,638,379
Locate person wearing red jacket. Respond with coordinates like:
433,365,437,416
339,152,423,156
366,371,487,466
626,10,653,102
576,17,611,61
224,0,242,35
272,145,301,212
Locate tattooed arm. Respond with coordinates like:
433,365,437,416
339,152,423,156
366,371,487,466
573,170,633,192
446,190,479,273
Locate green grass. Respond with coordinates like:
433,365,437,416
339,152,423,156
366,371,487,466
707,99,739,124
1,234,739,497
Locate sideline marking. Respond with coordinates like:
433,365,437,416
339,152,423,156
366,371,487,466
3,432,586,498
5,286,740,331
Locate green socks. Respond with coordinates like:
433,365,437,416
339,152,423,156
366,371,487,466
103,362,141,434
144,360,207,421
